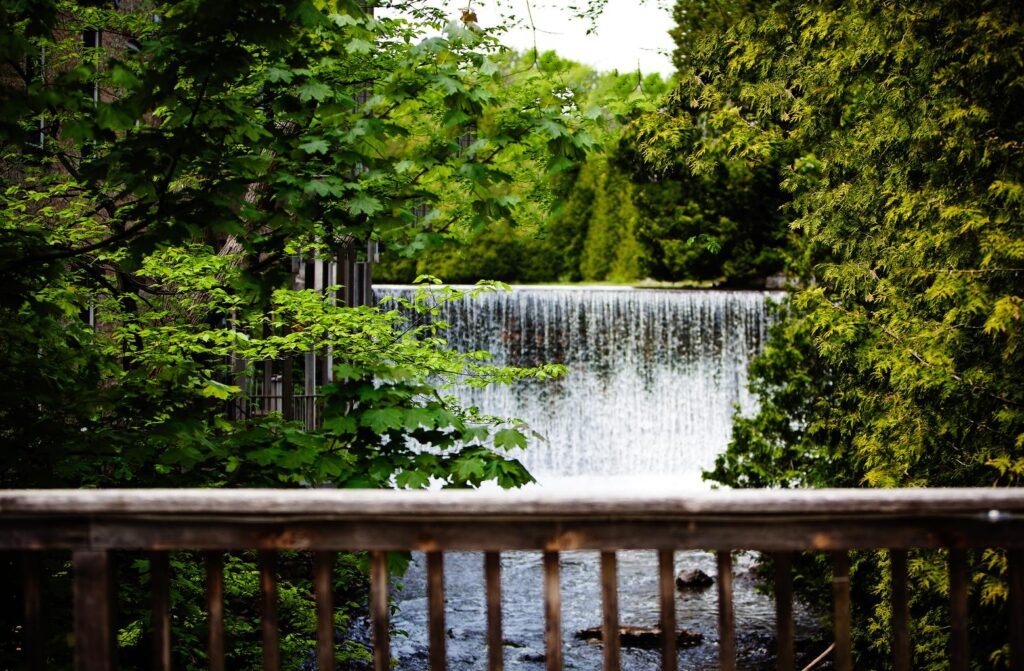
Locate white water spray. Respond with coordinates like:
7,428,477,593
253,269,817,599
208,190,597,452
375,285,782,486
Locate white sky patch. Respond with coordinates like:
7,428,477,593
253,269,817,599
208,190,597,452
385,0,677,76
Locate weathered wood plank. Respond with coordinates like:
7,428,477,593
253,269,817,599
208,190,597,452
259,551,280,671
22,552,44,671
0,522,90,549
5,488,1024,517
371,551,390,671
948,549,968,671
205,552,225,671
717,551,735,671
8,489,1024,671
73,550,113,671
426,552,446,671
1011,549,1024,671
891,550,911,671
151,552,172,671
6,517,1023,552
831,552,853,671
600,552,620,671
544,551,563,671
314,551,335,671
485,552,503,671
658,550,677,671
773,553,794,671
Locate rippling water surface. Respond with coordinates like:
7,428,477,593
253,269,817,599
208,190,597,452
391,549,823,670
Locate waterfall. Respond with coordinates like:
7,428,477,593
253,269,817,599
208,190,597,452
379,286,803,671
374,285,782,487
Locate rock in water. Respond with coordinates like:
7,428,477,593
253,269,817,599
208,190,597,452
676,568,714,590
575,626,703,650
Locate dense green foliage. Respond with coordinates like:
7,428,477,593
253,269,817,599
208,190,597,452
537,121,791,286
377,44,791,288
0,0,587,666
0,0,582,488
375,50,670,284
622,122,790,287
655,0,1024,666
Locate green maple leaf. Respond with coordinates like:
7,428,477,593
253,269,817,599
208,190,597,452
493,428,528,450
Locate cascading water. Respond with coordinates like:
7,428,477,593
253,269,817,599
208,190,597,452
369,286,818,670
374,285,782,487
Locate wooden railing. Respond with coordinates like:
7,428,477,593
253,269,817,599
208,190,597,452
3,488,1024,670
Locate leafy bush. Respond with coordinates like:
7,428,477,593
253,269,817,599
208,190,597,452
0,1,576,667
672,0,1024,666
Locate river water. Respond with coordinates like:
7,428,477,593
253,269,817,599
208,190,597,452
371,286,819,670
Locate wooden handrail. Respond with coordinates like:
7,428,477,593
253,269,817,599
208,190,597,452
3,488,1024,553
4,487,1024,518
3,488,1024,671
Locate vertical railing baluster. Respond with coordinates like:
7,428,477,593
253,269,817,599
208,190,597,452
890,549,911,671
151,552,172,671
314,551,335,671
262,354,273,415
205,552,225,671
773,553,794,671
948,549,968,671
658,550,677,671
281,345,294,422
427,552,446,671
485,552,504,671
716,550,735,671
73,549,113,671
22,552,44,671
600,552,620,671
1010,548,1024,671
371,551,390,671
544,551,563,671
831,552,853,671
259,551,280,671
